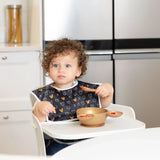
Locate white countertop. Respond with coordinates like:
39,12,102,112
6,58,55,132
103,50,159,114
0,43,41,52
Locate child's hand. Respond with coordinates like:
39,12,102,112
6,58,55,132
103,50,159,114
95,83,114,108
95,83,113,98
36,101,56,115
33,101,56,122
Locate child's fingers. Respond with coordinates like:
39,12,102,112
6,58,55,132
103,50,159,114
41,105,56,116
96,87,109,98
41,108,50,116
95,86,103,95
47,104,56,114
50,106,56,113
97,90,106,97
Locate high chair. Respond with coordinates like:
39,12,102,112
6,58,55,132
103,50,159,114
32,114,46,156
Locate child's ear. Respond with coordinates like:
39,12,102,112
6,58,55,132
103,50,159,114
76,67,82,78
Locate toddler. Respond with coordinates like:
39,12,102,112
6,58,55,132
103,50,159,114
32,38,114,155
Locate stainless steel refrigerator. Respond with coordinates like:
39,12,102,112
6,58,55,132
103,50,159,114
43,0,160,127
114,0,160,127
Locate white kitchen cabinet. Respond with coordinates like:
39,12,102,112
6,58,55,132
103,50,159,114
0,0,44,156
0,52,42,111
0,0,43,111
0,111,44,155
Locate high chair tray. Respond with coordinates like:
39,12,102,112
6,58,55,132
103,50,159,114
41,118,145,140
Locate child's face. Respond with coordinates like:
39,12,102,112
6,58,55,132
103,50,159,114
48,52,82,89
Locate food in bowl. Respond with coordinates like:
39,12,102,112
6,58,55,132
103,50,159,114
76,107,122,127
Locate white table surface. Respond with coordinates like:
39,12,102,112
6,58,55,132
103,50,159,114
41,117,145,140
52,127,160,160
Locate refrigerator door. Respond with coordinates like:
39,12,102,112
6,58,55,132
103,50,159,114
44,0,112,40
115,0,160,39
114,53,160,127
115,0,160,49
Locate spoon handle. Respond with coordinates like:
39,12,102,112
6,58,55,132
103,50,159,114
80,86,96,92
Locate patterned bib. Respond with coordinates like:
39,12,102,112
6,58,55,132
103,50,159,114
32,80,100,121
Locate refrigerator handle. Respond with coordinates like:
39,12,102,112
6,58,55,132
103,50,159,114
113,53,160,60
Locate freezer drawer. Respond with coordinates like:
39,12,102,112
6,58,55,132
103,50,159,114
114,53,160,127
79,54,113,85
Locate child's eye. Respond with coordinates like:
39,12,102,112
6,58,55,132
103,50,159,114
53,64,59,68
66,64,71,68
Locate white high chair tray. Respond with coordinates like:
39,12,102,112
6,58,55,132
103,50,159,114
41,117,145,140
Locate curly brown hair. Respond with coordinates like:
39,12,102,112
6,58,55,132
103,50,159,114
42,38,89,78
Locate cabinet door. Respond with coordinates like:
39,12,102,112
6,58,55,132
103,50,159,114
0,52,42,111
115,54,160,127
0,111,41,155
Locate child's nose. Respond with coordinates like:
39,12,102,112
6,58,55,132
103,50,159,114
58,66,65,72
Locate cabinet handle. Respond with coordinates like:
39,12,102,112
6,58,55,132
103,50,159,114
3,115,9,120
2,56,7,60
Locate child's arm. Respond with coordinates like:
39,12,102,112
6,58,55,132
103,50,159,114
95,83,114,108
33,101,56,122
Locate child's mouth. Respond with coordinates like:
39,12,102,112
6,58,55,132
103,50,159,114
58,75,65,79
